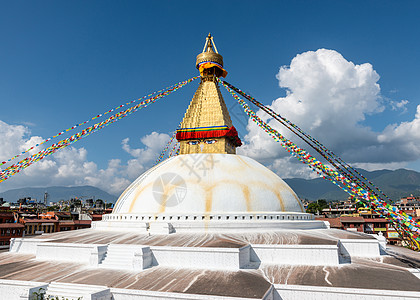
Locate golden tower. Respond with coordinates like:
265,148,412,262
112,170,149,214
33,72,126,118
176,34,241,154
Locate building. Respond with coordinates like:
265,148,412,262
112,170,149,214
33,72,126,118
0,210,24,250
396,196,420,217
318,197,420,246
15,211,92,236
0,223,24,250
0,35,419,300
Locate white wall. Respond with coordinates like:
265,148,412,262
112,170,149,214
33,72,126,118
273,284,420,300
251,244,339,266
339,239,380,257
150,245,250,270
0,279,48,300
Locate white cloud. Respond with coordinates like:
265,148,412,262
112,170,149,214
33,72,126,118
122,132,170,163
238,49,420,177
0,120,43,161
375,105,420,162
390,99,409,113
0,121,171,196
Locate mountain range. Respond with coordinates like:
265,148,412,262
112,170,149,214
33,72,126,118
284,168,420,201
0,186,118,203
0,168,419,204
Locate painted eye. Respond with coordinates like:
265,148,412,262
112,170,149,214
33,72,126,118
205,140,217,144
188,141,199,145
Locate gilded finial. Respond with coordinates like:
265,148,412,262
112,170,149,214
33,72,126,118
196,34,226,78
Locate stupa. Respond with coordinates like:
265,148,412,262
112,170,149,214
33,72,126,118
100,33,313,234
0,35,419,300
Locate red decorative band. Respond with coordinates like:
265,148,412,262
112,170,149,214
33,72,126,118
176,126,242,147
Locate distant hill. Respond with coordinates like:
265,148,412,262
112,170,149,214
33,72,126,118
1,168,418,204
0,186,118,203
284,168,420,201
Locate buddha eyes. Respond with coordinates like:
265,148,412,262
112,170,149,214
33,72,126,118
187,140,217,145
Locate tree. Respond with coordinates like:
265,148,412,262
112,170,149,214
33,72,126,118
306,202,320,214
306,199,329,215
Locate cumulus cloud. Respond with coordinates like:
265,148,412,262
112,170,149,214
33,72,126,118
0,121,171,196
122,132,170,163
0,120,43,160
2,48,420,194
376,105,420,161
390,99,409,113
238,49,420,178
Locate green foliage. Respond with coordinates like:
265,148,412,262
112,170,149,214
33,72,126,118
306,202,319,214
32,288,45,300
31,288,83,300
306,199,329,214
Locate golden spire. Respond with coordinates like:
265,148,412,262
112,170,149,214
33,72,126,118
176,34,241,155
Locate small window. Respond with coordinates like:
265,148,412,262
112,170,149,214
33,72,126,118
226,216,230,220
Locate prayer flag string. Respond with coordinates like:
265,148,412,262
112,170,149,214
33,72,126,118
155,124,180,165
0,77,198,183
220,79,419,248
0,77,198,167
222,81,392,205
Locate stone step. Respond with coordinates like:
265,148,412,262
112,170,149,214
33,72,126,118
98,245,152,271
101,257,132,262
45,282,111,300
101,254,133,261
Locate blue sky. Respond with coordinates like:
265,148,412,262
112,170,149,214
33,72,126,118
1,1,420,195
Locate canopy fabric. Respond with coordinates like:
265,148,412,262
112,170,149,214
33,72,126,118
198,62,228,78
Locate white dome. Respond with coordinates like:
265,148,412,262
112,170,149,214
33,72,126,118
113,154,304,214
